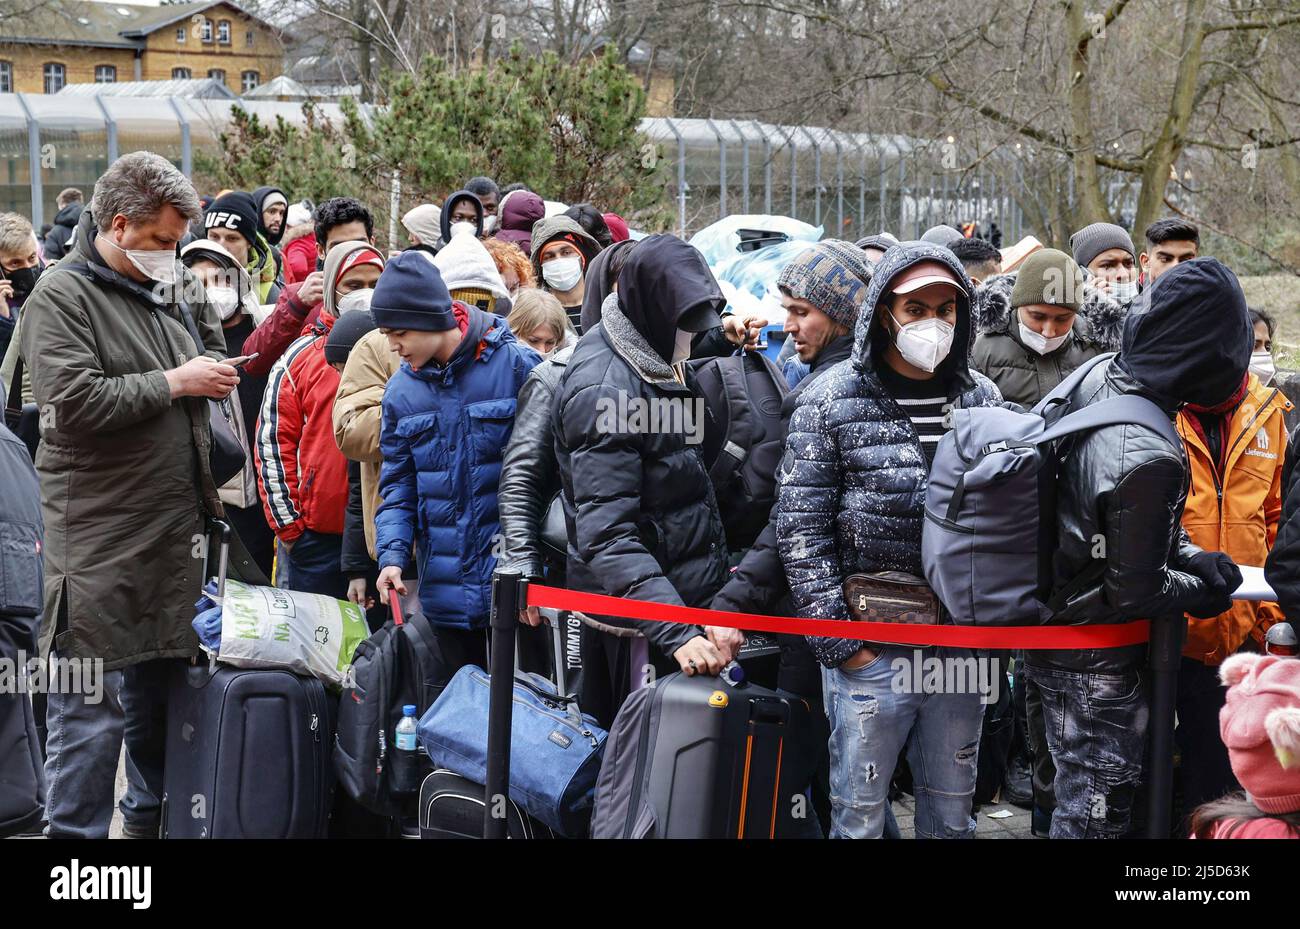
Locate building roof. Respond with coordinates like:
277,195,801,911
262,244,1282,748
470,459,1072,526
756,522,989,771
0,0,282,50
57,77,239,99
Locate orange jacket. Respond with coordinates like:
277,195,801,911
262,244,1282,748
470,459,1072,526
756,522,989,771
1177,374,1291,665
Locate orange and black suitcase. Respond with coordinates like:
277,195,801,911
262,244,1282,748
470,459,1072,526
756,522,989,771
589,669,815,838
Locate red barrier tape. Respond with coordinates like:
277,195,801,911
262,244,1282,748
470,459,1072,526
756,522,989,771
525,584,1151,650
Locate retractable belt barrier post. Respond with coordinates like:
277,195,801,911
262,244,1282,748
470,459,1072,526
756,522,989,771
516,581,1180,839
484,569,524,839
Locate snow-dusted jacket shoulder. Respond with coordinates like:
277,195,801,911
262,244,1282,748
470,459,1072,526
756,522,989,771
774,243,1002,668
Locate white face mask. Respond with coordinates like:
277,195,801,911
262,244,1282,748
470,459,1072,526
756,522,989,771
101,233,179,284
1018,320,1072,356
207,285,241,321
671,328,695,364
890,313,954,373
1111,279,1139,303
542,256,583,293
337,288,374,315
1250,351,1275,385
482,214,498,234
449,221,477,240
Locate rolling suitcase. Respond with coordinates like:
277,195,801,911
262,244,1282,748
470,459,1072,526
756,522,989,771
590,670,816,839
161,520,336,839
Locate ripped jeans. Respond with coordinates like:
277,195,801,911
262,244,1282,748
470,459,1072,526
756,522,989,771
821,645,983,839
1022,663,1147,839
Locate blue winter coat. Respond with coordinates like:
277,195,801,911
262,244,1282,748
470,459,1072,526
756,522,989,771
375,306,540,629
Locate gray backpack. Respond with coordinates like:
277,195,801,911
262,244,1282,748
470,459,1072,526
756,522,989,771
922,353,1181,626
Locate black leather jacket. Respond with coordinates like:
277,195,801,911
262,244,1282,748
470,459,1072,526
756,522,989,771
1029,357,1208,673
498,345,572,580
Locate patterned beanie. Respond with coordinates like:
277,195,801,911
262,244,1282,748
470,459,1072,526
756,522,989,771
776,239,875,328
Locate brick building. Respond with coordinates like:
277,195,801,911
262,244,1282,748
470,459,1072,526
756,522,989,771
0,0,283,97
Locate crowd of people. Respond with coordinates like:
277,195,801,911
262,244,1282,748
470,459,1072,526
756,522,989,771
2,149,1300,843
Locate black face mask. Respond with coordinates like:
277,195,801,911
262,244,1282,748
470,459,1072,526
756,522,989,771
5,263,43,300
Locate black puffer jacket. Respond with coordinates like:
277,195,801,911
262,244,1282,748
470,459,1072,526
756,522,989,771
42,202,80,262
775,243,1003,668
552,236,729,658
1029,257,1253,674
499,344,572,579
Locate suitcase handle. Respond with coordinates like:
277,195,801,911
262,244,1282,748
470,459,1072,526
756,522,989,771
388,588,404,626
207,518,232,600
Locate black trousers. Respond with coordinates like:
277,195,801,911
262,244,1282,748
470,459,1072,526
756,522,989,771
1175,655,1239,828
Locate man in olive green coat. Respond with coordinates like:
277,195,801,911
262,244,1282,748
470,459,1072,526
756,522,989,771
21,151,240,839
970,248,1122,409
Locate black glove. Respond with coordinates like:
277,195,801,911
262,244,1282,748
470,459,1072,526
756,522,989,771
1185,584,1233,619
1185,551,1244,596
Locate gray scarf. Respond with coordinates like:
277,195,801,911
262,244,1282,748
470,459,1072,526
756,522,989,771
600,293,677,385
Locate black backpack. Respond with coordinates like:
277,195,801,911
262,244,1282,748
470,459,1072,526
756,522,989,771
689,350,789,551
334,595,442,816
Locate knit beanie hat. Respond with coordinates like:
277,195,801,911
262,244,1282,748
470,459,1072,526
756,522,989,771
603,213,630,243
402,204,442,247
324,309,377,364
1219,653,1300,814
1011,248,1085,312
1070,222,1135,270
370,251,455,332
920,224,963,247
433,232,508,311
204,191,260,248
287,201,312,228
776,239,875,329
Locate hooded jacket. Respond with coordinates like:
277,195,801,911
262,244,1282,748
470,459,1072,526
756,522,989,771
21,208,226,670
495,190,545,253
374,304,540,629
579,239,636,335
970,271,1117,408
41,202,81,262
529,216,602,304
1027,258,1252,674
252,185,288,247
440,190,484,242
255,240,378,545
279,223,317,286
552,235,729,658
1178,376,1290,665
773,242,1003,669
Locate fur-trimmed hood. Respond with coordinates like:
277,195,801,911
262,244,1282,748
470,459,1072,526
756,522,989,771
973,271,1128,352
280,222,315,246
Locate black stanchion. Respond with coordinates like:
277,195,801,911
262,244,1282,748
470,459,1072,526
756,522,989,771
484,569,522,839
1145,612,1185,838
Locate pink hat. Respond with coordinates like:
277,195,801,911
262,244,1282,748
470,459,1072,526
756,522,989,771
603,212,630,243
1219,653,1300,814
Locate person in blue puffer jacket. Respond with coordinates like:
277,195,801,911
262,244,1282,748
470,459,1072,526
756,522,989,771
372,250,540,690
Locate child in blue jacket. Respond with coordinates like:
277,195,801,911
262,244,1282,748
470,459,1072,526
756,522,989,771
373,251,540,685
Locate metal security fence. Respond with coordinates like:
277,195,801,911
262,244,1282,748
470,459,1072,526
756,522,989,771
1,91,1025,242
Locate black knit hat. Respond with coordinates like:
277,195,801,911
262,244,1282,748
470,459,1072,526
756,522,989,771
204,191,260,248
371,250,456,331
324,309,378,364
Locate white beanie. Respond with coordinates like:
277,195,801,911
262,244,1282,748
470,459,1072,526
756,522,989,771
432,231,509,301
286,201,312,227
402,203,442,246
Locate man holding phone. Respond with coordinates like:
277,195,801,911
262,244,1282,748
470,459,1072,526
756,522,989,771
0,212,44,376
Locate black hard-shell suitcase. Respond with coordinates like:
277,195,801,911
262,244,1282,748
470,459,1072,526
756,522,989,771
417,768,555,839
161,519,335,839
590,670,816,838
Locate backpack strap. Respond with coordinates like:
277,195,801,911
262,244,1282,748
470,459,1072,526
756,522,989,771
1030,352,1116,416
1033,393,1180,448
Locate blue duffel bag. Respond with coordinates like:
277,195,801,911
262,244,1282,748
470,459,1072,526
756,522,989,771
416,665,606,837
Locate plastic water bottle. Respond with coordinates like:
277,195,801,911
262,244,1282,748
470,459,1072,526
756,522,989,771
395,704,418,750
719,661,745,687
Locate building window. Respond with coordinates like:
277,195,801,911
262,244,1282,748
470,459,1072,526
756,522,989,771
173,67,192,80
176,26,186,43
43,62,65,94
200,18,212,42
0,62,11,94
217,20,231,44
241,70,259,93
245,29,254,48
208,69,226,84
95,65,116,83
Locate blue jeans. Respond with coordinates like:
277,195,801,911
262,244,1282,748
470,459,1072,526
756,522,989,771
43,655,172,839
276,530,348,600
821,645,984,839
1023,663,1147,839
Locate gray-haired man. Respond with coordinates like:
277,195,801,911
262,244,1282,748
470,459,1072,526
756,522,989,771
21,151,238,838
